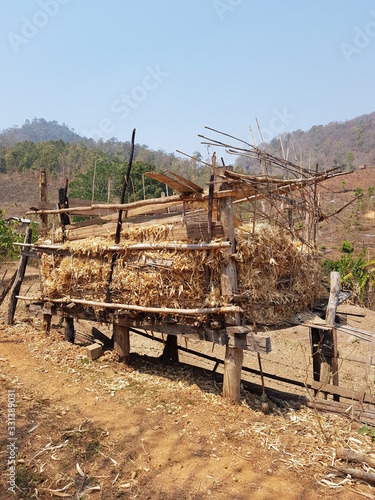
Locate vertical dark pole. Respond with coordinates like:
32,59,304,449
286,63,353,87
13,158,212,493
40,169,48,231
7,228,32,325
106,129,136,302
65,317,75,343
58,177,70,243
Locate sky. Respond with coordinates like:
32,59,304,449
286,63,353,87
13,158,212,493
1,0,375,160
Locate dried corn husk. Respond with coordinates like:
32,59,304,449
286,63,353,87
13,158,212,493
39,222,324,325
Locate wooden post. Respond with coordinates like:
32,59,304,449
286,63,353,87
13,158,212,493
326,271,340,400
315,271,340,400
39,169,48,231
161,334,179,362
58,178,70,243
218,169,243,403
7,227,32,325
0,270,17,307
113,322,130,363
360,334,375,402
64,317,75,343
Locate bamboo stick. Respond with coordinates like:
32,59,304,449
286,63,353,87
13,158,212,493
16,295,243,316
15,241,232,252
26,193,186,216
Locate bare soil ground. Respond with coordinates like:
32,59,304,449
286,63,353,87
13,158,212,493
1,168,375,499
317,167,375,259
1,264,375,499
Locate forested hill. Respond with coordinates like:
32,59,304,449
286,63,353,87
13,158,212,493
0,118,82,146
0,119,207,205
237,111,375,172
1,111,375,187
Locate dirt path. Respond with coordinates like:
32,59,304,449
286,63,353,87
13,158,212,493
1,307,375,499
1,263,375,498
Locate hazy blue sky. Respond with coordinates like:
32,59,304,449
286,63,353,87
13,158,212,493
1,0,374,158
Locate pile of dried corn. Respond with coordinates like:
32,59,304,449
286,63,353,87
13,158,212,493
39,223,323,325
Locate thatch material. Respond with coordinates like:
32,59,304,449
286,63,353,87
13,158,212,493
39,223,324,325
236,223,324,324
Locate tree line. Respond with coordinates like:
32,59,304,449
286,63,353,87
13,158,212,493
236,111,375,173
0,133,211,203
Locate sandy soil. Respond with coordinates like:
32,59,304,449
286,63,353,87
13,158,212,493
1,264,375,499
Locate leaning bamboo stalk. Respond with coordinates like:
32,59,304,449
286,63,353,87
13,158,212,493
16,295,243,316
15,241,232,252
26,193,186,216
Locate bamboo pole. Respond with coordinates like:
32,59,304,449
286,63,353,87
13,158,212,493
16,295,243,316
26,193,185,216
16,241,232,252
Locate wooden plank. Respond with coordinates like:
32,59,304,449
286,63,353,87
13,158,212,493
310,380,374,404
228,333,271,353
305,398,375,425
102,201,184,221
64,219,224,242
158,170,204,193
145,171,203,194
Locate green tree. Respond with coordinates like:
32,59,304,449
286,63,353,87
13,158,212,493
346,151,354,169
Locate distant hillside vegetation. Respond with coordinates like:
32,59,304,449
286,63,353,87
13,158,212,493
0,119,208,196
0,118,82,146
236,111,375,173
